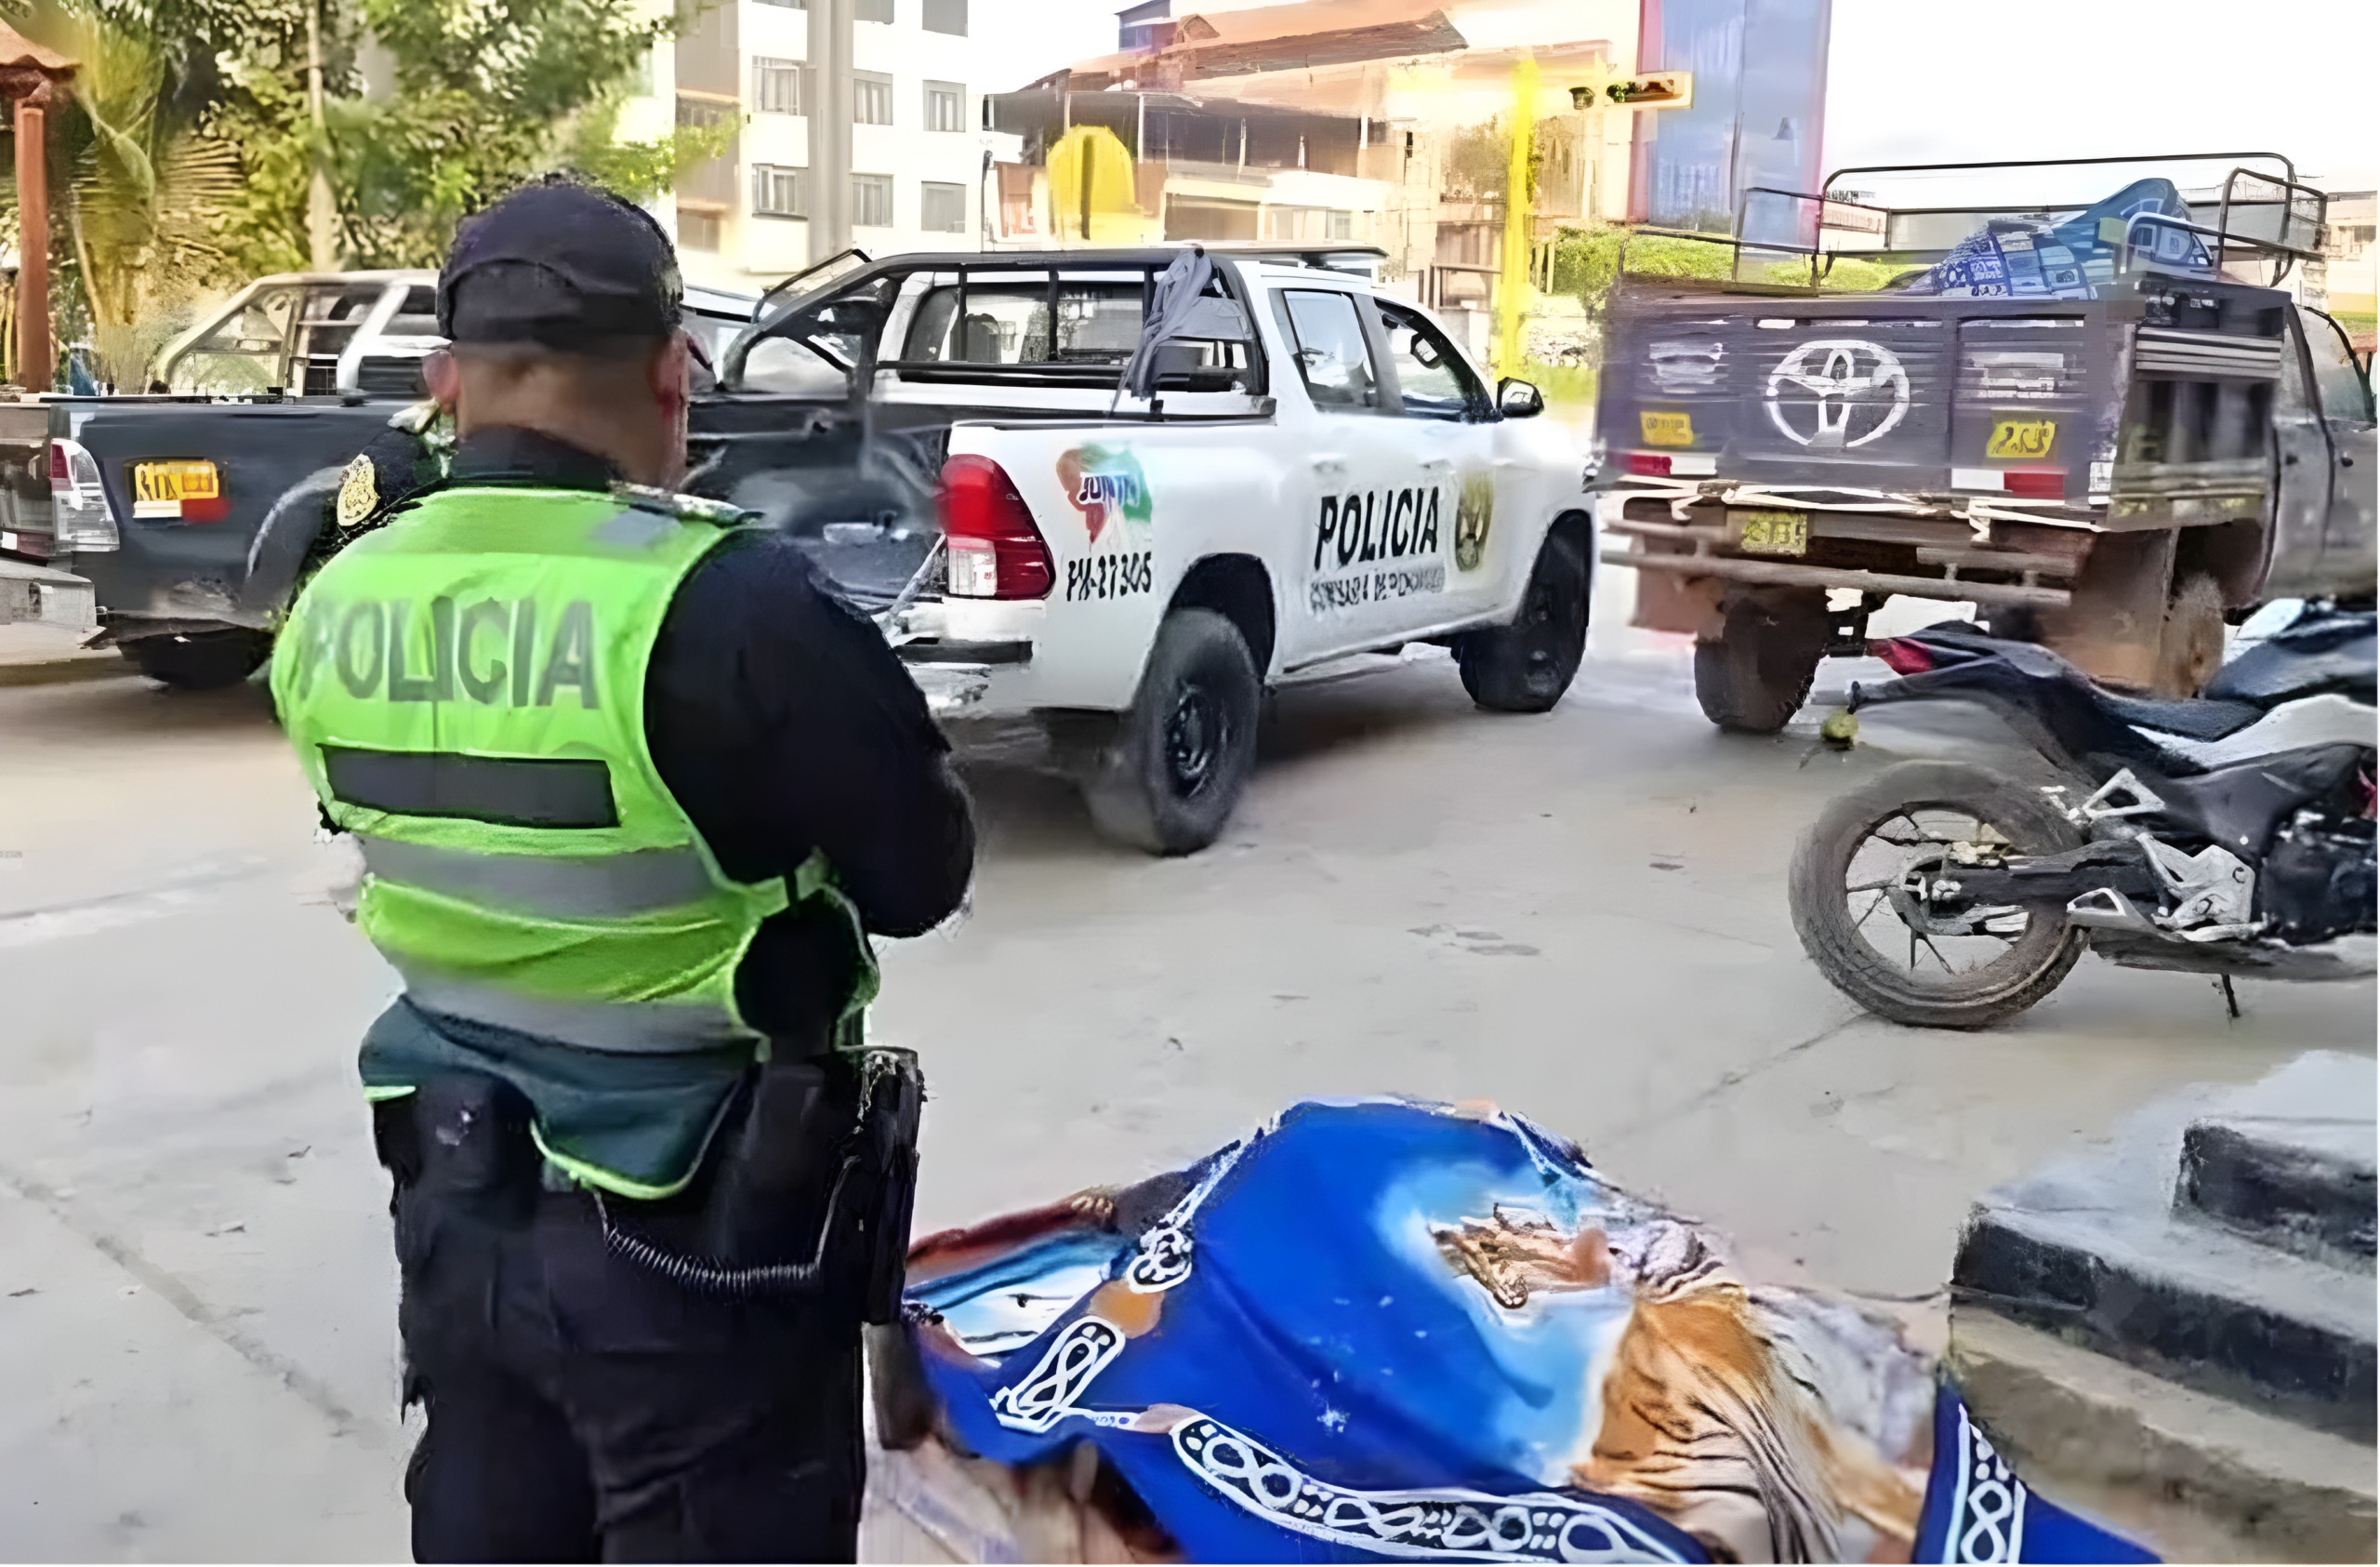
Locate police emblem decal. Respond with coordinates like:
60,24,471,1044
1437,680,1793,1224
336,455,379,530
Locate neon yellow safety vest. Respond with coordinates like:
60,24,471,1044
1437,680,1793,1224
271,484,879,1189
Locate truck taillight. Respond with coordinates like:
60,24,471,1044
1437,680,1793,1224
2003,470,2066,500
47,438,118,552
1624,452,1672,477
938,454,1052,600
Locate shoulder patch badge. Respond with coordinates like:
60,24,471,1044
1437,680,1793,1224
336,454,379,531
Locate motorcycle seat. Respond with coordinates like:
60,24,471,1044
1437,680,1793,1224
2202,611,2376,709
2096,690,2267,740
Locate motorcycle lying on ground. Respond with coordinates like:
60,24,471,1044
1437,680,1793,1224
1791,605,2376,1029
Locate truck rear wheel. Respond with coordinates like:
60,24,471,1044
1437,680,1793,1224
1693,593,1828,733
1455,525,1588,714
123,631,271,691
1078,608,1261,856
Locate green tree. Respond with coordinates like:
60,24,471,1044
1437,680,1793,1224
0,0,269,382
329,0,719,268
1548,225,1925,312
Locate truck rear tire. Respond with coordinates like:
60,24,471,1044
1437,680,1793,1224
1455,525,1588,713
123,631,271,691
1079,608,1261,856
1693,594,1828,733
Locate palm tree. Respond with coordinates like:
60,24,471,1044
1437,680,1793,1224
3,0,245,384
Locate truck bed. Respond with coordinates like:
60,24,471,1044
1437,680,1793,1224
58,397,394,628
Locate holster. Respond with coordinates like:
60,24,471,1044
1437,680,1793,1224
375,1049,925,1310
851,1047,924,1326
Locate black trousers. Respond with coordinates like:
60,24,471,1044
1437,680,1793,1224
379,1075,866,1563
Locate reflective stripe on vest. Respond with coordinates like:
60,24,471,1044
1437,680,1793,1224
356,835,720,919
391,958,751,1055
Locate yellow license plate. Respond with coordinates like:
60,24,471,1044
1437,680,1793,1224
1737,510,1807,556
1639,409,1696,447
130,459,220,518
1985,418,2056,460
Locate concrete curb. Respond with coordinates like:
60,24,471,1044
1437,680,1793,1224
1950,1306,2378,1563
0,655,136,689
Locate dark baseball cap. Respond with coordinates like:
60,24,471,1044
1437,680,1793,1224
437,178,684,349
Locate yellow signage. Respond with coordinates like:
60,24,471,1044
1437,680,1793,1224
1640,410,1696,447
1986,418,2056,460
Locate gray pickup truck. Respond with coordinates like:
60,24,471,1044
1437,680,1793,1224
12,271,754,687
1593,156,2376,730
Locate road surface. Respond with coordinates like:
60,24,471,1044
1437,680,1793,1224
1,576,2367,1558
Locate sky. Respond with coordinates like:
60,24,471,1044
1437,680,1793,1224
971,0,2377,192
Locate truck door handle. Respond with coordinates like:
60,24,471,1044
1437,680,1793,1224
1419,458,1454,473
1312,455,1347,473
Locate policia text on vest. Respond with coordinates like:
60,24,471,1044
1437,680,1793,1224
283,594,602,710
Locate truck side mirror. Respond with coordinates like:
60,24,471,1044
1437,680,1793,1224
1497,378,1544,418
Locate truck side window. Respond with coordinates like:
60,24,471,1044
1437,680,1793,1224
384,287,442,339
165,285,303,394
1376,302,1485,421
904,283,1143,365
2302,309,2374,424
1272,289,1380,411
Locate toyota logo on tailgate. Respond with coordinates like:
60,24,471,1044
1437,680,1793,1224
1765,339,1911,449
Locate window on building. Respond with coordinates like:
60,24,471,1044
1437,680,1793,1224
672,0,736,96
753,58,805,114
680,210,723,252
752,164,807,219
920,181,967,233
854,0,892,20
922,0,966,33
853,173,893,229
674,97,739,206
923,80,964,133
853,72,892,126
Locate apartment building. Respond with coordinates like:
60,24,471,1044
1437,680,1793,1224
632,0,1012,292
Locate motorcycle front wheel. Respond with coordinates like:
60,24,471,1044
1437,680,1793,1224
1790,761,2087,1029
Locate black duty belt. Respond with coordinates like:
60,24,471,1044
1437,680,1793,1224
593,1046,921,1318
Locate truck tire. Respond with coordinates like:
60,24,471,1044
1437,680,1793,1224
1790,760,2086,1029
124,631,272,691
1079,608,1261,856
1693,593,1828,733
2151,570,2225,697
1454,525,1588,713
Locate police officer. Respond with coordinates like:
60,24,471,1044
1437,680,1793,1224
270,179,973,1561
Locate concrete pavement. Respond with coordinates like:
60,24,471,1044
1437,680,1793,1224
0,576,2368,1559
0,623,131,689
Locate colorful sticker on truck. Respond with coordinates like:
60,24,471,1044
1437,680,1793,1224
1057,445,1152,544
1310,485,1445,615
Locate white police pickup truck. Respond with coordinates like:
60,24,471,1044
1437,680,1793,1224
698,246,1592,854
